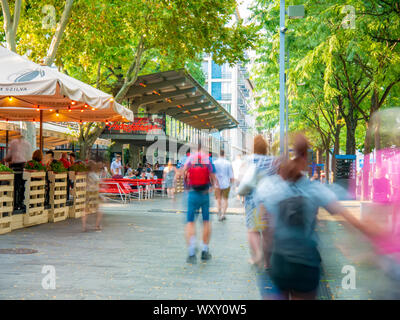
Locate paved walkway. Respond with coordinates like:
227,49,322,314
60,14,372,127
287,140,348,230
1,192,399,300
0,194,258,300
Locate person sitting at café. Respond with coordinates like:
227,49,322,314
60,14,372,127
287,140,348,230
69,152,76,166
139,171,147,180
145,169,154,180
43,150,57,166
60,152,71,169
137,163,143,175
125,163,133,176
123,170,135,179
32,150,43,163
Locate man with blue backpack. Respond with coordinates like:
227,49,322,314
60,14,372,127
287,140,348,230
183,143,218,264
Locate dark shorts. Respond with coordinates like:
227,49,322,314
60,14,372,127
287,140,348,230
187,189,210,223
269,253,321,293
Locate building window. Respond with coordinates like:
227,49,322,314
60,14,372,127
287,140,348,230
221,82,232,101
221,64,232,79
211,61,221,79
211,82,222,100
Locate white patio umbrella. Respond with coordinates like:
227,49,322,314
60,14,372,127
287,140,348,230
0,46,133,149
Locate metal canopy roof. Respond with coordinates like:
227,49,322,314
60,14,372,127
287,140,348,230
127,69,238,131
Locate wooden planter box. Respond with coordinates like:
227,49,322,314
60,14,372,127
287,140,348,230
11,214,23,231
0,173,14,235
176,176,184,193
68,172,87,219
23,170,48,227
48,172,68,223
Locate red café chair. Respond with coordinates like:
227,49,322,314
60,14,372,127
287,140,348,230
99,180,129,203
153,178,165,197
117,179,143,201
137,180,152,199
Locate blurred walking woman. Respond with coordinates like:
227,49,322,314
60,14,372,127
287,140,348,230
244,135,276,268
163,161,177,199
256,134,384,300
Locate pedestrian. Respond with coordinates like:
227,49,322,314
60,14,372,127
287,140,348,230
110,154,123,178
240,135,277,268
82,160,102,232
5,135,31,210
255,134,383,300
183,143,218,264
60,152,71,169
163,160,177,199
232,153,244,202
213,149,234,221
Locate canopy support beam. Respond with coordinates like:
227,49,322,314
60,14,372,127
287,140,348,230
39,110,43,153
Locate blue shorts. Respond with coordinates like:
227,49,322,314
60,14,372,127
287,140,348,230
187,189,210,223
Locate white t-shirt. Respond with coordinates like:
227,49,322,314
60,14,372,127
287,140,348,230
110,160,122,175
232,158,243,180
7,138,31,164
213,157,234,189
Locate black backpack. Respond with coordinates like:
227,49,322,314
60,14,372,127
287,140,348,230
278,190,306,231
274,184,321,265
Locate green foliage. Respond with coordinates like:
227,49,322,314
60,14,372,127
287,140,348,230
69,162,88,172
25,160,47,171
251,0,400,156
0,164,13,173
49,160,68,173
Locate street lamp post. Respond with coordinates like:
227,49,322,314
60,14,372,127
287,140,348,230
279,0,286,157
279,4,305,157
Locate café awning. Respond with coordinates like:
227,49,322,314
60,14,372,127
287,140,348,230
0,46,133,122
0,121,110,149
126,69,238,131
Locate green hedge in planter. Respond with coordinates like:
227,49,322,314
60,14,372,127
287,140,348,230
25,160,47,171
0,164,13,173
69,162,88,173
49,161,68,174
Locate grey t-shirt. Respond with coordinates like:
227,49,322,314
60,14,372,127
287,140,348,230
255,175,337,267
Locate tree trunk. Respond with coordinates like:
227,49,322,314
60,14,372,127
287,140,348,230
78,141,90,161
78,124,105,160
129,143,141,169
346,121,357,155
43,0,74,66
331,127,341,182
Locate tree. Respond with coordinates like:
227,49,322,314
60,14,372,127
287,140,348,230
250,0,400,163
1,0,75,149
57,0,257,160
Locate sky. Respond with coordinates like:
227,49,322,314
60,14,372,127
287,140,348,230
238,0,255,21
